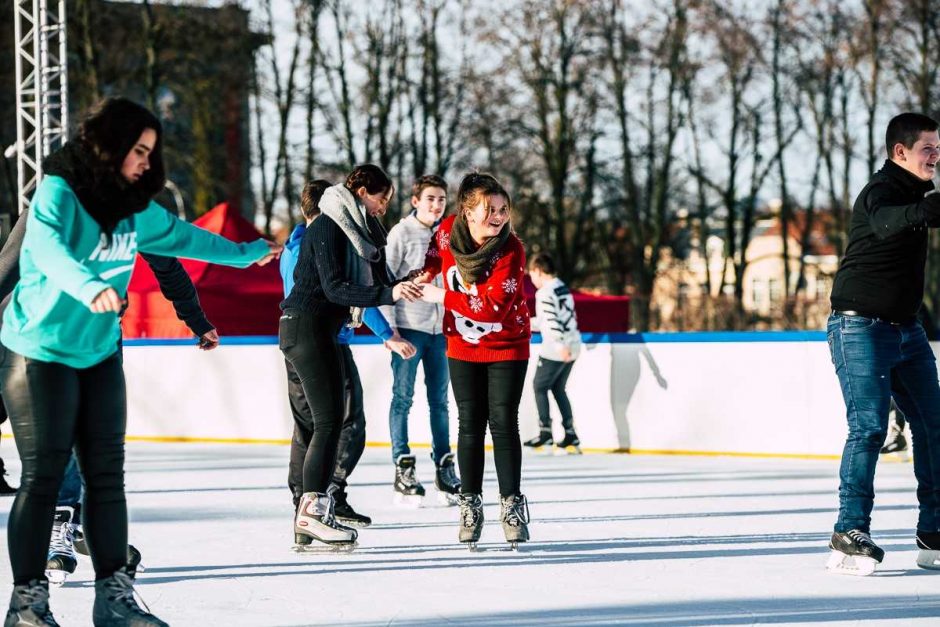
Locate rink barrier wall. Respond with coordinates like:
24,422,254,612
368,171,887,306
103,330,887,459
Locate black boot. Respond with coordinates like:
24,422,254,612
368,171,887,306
4,580,58,627
92,567,168,626
0,458,16,496
332,489,372,528
523,431,553,448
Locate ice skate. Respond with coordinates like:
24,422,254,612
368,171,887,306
434,453,461,506
523,431,553,454
93,566,168,626
916,531,940,570
332,488,372,528
4,579,58,627
500,493,530,549
44,507,77,587
826,530,884,576
458,493,484,550
393,455,425,506
0,461,16,496
555,432,582,455
293,491,358,552
880,421,910,461
125,545,144,580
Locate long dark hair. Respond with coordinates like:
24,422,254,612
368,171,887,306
78,97,166,196
43,97,167,236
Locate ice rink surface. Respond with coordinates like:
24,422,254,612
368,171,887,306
1,442,939,626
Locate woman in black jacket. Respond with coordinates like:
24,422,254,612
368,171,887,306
280,164,421,549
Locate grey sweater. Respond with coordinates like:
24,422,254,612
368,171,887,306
381,214,444,334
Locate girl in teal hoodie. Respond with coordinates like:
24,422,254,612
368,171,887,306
1,98,278,627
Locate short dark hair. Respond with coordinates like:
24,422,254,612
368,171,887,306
344,164,393,195
412,174,447,199
529,252,556,275
300,179,331,220
79,97,166,196
886,112,939,158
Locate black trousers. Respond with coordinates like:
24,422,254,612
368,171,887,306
0,349,127,584
286,344,365,501
448,358,528,497
533,358,575,432
280,310,347,494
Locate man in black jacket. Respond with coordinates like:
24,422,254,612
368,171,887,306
827,112,940,575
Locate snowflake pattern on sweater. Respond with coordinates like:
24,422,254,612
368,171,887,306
422,215,530,361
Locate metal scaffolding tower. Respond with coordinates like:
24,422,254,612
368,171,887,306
12,0,68,215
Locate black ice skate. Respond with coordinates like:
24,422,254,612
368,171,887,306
45,508,77,587
916,531,940,570
826,530,884,576
0,459,16,496
523,431,553,452
333,488,372,528
458,493,484,550
393,455,426,506
500,493,530,549
293,491,358,553
880,422,909,460
556,432,582,455
125,545,144,580
93,567,168,626
4,579,58,627
434,453,461,506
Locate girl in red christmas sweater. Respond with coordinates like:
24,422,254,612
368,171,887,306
418,172,531,548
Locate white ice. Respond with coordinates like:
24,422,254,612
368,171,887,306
1,443,938,626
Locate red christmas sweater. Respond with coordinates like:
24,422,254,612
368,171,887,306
423,215,531,362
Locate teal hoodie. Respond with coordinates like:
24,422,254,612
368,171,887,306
1,176,269,368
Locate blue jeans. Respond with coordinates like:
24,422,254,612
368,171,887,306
57,453,82,508
828,313,940,533
389,329,451,463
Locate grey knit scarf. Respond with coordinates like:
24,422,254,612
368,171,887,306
449,214,511,284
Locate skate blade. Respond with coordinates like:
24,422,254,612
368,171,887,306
437,490,460,506
554,446,582,456
393,493,425,508
45,570,69,587
335,517,372,529
292,541,358,554
917,549,940,570
826,550,877,576
880,451,911,463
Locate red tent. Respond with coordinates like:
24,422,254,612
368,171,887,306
522,276,630,333
122,202,283,338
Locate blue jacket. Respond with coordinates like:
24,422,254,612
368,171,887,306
281,223,393,344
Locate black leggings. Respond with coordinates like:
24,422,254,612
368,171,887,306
280,310,347,494
287,344,365,500
1,349,127,584
448,358,528,497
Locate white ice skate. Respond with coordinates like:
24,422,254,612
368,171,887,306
293,492,358,553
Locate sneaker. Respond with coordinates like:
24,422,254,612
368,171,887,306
393,455,425,504
523,432,553,448
434,453,461,505
333,489,372,528
93,567,168,626
4,580,58,626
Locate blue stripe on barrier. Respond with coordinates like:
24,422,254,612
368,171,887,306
123,330,828,347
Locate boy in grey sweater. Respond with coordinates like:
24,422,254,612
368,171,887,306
382,175,461,504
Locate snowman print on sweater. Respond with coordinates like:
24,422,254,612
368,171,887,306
446,266,502,344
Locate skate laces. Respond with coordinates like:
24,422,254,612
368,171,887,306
49,520,75,556
99,569,155,618
400,464,419,488
459,494,483,529
501,495,530,528
846,529,875,547
15,582,55,620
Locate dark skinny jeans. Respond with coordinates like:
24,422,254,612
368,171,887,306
448,358,528,497
1,348,127,584
280,310,347,494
